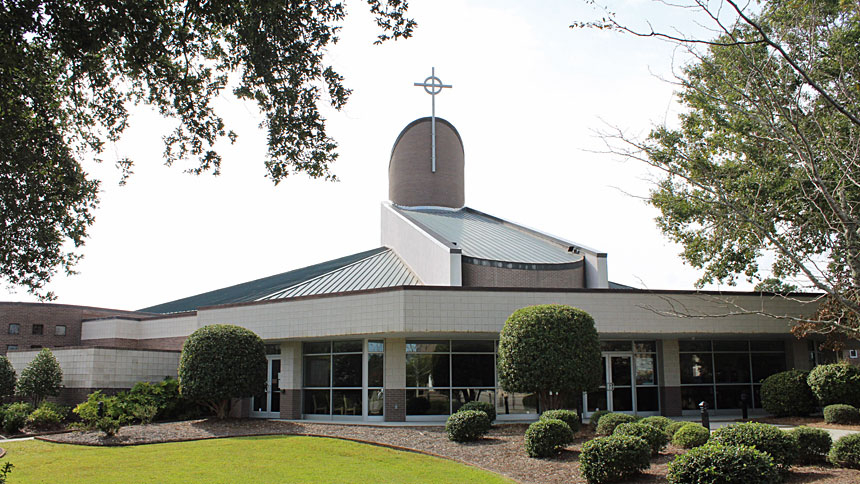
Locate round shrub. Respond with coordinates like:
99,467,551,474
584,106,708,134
665,421,688,440
613,422,668,455
760,370,816,417
524,418,574,458
2,402,33,434
639,415,672,432
540,409,580,434
26,406,62,430
595,412,637,436
446,410,491,442
589,409,610,428
829,433,860,469
667,443,780,484
823,404,860,424
672,423,710,449
709,422,796,471
807,363,860,407
580,435,651,484
790,426,831,464
458,401,496,422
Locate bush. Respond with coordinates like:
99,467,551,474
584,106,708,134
26,406,62,430
580,435,651,484
639,416,672,432
446,410,491,442
672,423,710,449
613,422,668,455
829,433,860,469
823,404,860,424
458,401,496,422
96,417,122,437
16,348,62,406
790,426,831,464
760,370,816,417
709,422,796,471
595,413,637,436
540,409,580,434
37,401,70,422
524,419,574,458
667,443,780,484
665,421,688,440
179,325,267,419
120,378,191,422
590,409,610,428
0,357,16,399
2,402,33,434
73,391,127,429
807,363,860,407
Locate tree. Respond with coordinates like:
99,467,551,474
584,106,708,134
497,304,602,411
1,0,415,299
0,356,16,399
178,324,267,418
575,0,860,344
16,348,63,406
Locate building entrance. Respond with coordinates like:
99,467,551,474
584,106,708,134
251,356,281,418
584,351,660,417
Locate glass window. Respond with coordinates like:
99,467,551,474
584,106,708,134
498,392,538,415
716,385,753,409
751,354,786,382
31,324,43,335
6,345,17,351
368,353,384,387
713,341,749,352
405,354,449,387
333,340,362,353
634,341,657,353
54,325,67,336
451,340,495,352
601,341,631,352
302,342,330,354
368,340,384,353
681,386,715,411
8,324,19,335
451,354,495,387
680,353,713,384
635,354,657,385
304,390,330,415
333,354,362,387
637,387,659,412
332,390,362,415
750,341,784,352
679,340,711,352
303,355,330,387
406,389,450,415
30,345,41,349
405,341,449,353
368,389,384,416
713,353,751,383
452,389,494,413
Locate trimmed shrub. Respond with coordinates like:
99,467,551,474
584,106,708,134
0,357,16,399
667,443,780,484
595,412,637,436
613,422,668,455
760,370,816,417
458,401,496,422
96,417,122,437
26,406,61,429
16,348,62,406
665,420,688,440
823,404,860,424
672,423,710,449
580,435,651,484
37,401,70,422
709,422,796,471
179,325,267,419
2,402,33,434
540,409,580,434
120,378,195,422
807,363,860,407
790,426,831,464
639,416,672,432
829,433,860,469
590,409,610,428
446,410,491,442
73,391,128,429
524,419,574,458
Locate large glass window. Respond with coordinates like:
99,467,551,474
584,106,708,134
303,340,374,417
679,339,785,410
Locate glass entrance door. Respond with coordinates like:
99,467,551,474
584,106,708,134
584,353,635,415
251,357,281,418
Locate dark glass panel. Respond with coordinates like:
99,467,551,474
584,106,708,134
252,393,266,412
333,340,363,353
818,350,839,365
452,354,495,387
750,340,785,352
333,354,362,387
303,342,330,354
405,340,450,353
406,389,450,415
586,390,608,413
368,389,384,416
612,387,633,411
303,355,330,387
714,353,751,383
499,392,538,415
680,353,713,384
368,353,384,387
634,341,657,353
271,360,281,411
264,344,281,355
601,341,631,352
679,340,711,352
332,390,362,415
752,384,763,409
751,353,786,382
451,389,494,413
451,340,495,353
271,392,280,413
368,340,384,353
637,386,660,412
713,341,749,352
635,354,657,385
405,354,449,387
716,385,753,410
304,390,330,415
611,356,632,386
599,356,607,386
681,386,715,411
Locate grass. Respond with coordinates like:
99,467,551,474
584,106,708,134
1,435,514,484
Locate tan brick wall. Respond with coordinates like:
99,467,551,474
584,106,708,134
81,336,187,351
462,263,585,288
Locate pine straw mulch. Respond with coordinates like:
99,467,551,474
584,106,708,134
754,416,860,432
38,419,860,484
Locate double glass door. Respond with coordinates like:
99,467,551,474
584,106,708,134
585,354,634,414
251,357,281,418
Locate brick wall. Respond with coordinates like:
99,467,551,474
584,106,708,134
384,389,406,422
81,336,187,351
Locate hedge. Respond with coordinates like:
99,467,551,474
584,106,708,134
595,413,637,436
524,419,573,458
667,443,780,484
709,422,796,471
446,410,491,442
613,422,668,455
580,435,651,484
760,370,816,417
807,363,860,407
540,409,580,434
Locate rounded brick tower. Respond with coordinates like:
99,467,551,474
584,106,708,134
388,117,464,208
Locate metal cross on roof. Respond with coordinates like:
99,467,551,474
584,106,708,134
414,67,452,173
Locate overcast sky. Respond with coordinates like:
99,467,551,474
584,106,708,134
4,0,762,310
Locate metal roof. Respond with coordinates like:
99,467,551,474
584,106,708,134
395,207,583,265
258,248,421,300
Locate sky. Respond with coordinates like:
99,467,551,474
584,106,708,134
4,0,760,310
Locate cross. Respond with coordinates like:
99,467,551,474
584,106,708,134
414,67,452,173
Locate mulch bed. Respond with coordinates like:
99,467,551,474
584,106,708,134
754,416,860,432
39,419,860,484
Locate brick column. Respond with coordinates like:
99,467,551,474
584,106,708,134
384,338,406,422
279,341,303,420
660,339,682,417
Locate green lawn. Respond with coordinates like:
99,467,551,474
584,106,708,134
1,436,513,484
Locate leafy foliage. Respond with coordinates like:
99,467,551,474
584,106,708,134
524,419,574,458
665,421,688,440
760,369,817,417
709,422,797,471
0,0,415,298
73,391,129,429
790,426,832,464
672,423,710,449
595,413,637,436
458,401,496,422
638,416,672,432
1,402,33,434
178,324,267,418
589,410,610,428
498,305,601,410
667,443,780,484
16,348,62,406
613,422,668,455
540,409,580,434
26,406,62,430
807,363,860,407
829,433,860,469
579,435,651,484
823,404,860,424
445,410,491,443
0,357,16,399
